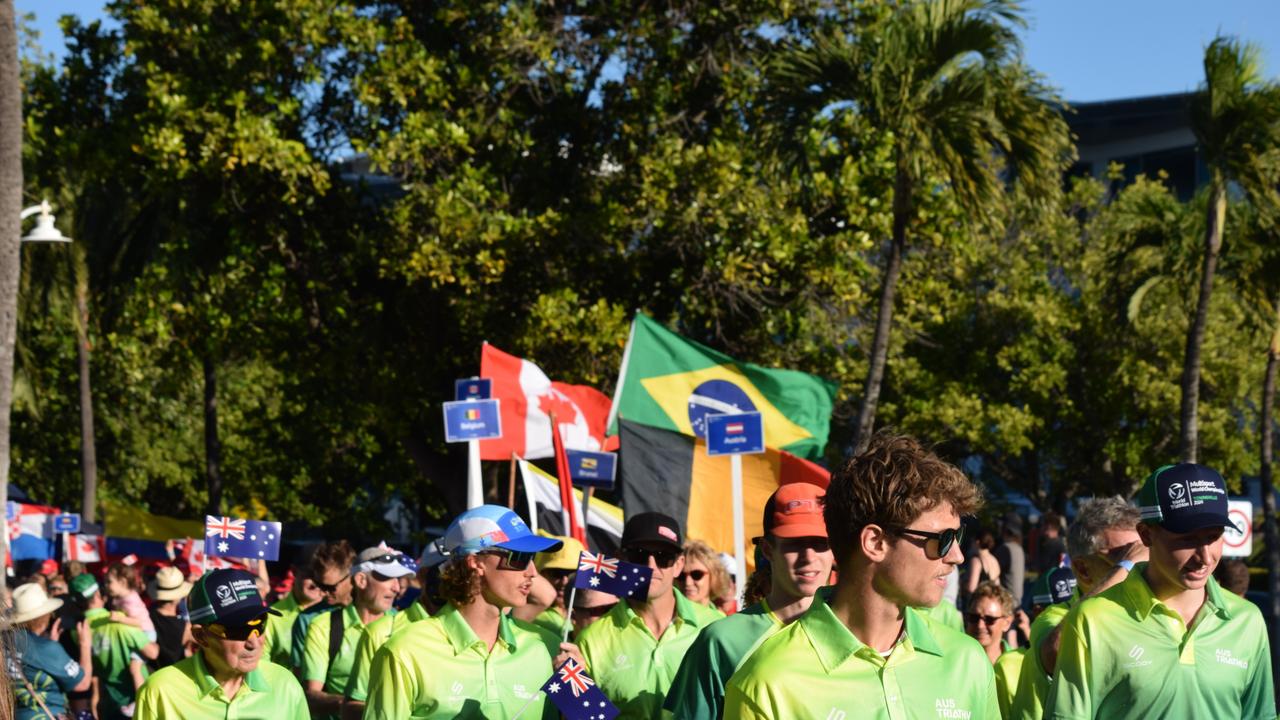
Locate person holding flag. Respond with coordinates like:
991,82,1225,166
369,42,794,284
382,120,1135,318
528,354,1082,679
577,512,722,719
135,569,307,719
362,505,581,719
1045,463,1276,719
664,482,835,720
724,433,998,718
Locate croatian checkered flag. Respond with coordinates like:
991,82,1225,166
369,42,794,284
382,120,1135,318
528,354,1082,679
574,551,652,600
540,658,619,720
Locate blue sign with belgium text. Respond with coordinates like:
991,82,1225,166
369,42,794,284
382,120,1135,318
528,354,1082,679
567,450,617,489
443,399,503,442
705,412,765,456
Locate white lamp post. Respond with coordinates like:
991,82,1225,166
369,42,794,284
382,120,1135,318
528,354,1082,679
20,200,71,243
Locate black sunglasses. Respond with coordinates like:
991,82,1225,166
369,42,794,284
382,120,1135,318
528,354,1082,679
574,602,617,618
622,547,680,568
965,612,1006,626
207,617,264,641
888,525,965,560
678,570,707,582
370,570,403,583
316,575,352,594
481,548,536,571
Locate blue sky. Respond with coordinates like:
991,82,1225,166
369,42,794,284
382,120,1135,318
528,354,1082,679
16,0,1280,104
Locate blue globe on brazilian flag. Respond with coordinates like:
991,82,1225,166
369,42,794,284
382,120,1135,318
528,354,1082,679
607,314,837,460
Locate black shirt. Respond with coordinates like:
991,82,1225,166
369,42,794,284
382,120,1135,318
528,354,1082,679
149,609,187,669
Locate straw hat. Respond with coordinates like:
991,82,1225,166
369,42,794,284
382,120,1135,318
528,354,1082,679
148,566,193,602
9,583,63,625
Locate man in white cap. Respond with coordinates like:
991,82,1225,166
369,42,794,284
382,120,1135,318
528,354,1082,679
302,544,414,719
9,582,93,720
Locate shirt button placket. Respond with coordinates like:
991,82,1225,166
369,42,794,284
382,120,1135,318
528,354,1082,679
883,669,905,720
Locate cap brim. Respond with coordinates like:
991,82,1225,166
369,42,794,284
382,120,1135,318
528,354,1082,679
1160,511,1236,535
498,535,563,554
365,562,415,579
770,523,829,539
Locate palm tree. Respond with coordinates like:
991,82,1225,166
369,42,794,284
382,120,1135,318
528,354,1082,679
1181,37,1280,462
0,0,23,591
761,0,1072,452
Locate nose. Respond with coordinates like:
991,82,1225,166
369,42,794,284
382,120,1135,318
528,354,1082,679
944,537,965,565
522,562,537,578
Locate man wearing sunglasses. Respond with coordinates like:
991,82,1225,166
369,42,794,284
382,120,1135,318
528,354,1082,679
726,433,997,719
1046,463,1275,720
135,569,307,719
1011,497,1138,720
289,540,356,668
303,544,414,720
577,512,723,719
363,505,580,720
665,481,835,720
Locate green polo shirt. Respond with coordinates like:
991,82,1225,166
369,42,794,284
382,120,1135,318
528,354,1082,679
577,589,725,720
994,647,1026,719
1046,564,1275,720
531,607,569,638
362,602,560,720
662,598,784,720
302,603,386,703
725,595,1000,719
917,601,964,632
135,651,307,720
344,611,405,703
1010,600,1072,720
263,593,311,666
391,601,433,632
80,607,152,718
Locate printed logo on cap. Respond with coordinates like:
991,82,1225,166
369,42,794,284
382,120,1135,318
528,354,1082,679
783,499,818,514
216,585,234,606
658,526,678,542
1168,483,1186,503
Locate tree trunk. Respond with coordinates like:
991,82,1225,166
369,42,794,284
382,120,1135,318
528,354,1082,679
0,0,24,592
204,354,223,515
1261,294,1280,684
1179,182,1226,462
76,281,98,523
852,166,911,454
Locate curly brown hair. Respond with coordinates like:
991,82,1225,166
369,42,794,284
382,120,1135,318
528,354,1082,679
824,432,983,564
438,559,480,606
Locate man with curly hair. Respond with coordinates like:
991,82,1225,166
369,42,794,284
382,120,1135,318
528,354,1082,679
724,433,999,719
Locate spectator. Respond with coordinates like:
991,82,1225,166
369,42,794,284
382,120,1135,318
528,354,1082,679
678,539,730,611
965,527,1002,600
10,583,93,720
965,581,1026,718
74,573,160,720
146,566,193,669
1214,558,1250,597
1034,511,1066,572
993,514,1026,610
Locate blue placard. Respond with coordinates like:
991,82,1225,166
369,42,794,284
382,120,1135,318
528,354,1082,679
705,412,766,456
53,513,81,534
443,399,503,442
567,450,617,489
454,377,492,401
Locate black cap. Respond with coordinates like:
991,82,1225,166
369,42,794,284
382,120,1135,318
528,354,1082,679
186,569,280,626
621,512,683,551
1137,463,1234,534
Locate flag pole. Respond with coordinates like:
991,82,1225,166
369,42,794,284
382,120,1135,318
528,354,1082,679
510,688,545,720
731,454,747,609
507,453,519,509
580,486,594,552
562,583,577,643
466,438,483,509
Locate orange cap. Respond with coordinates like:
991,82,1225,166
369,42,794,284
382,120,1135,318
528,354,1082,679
762,483,827,539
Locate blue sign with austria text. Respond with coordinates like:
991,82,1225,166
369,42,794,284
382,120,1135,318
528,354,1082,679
454,377,492,401
705,412,765,456
53,513,81,534
567,450,617,489
443,399,503,442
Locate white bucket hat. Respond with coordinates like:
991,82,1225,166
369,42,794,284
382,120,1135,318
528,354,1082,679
9,583,63,625
147,566,193,602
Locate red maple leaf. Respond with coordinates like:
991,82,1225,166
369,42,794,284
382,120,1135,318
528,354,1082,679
536,390,579,424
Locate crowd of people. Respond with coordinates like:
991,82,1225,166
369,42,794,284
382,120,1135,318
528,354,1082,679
4,433,1273,719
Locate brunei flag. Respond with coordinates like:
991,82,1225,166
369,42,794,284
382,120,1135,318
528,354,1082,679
607,314,836,460
618,419,830,563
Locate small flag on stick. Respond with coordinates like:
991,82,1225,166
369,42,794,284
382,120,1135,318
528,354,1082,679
574,551,652,600
540,658,619,720
204,516,282,561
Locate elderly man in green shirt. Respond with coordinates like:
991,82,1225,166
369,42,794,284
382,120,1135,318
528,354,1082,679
664,481,834,720
136,568,307,719
725,433,999,719
302,544,413,719
577,512,723,719
1046,463,1275,720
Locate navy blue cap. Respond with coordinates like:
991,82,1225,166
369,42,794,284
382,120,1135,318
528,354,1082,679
1137,463,1234,534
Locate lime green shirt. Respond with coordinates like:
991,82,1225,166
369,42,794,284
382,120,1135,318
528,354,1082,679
362,602,560,720
81,607,152,718
577,589,723,720
1046,564,1275,720
994,647,1026,719
531,607,569,638
662,598,784,720
301,603,380,698
263,593,307,666
1010,600,1072,720
918,601,964,632
344,611,404,703
391,601,433,633
135,652,307,720
725,596,1001,719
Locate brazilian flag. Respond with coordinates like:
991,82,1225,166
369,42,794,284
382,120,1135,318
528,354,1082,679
607,314,837,460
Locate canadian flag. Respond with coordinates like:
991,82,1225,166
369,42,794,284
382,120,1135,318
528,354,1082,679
64,533,104,563
478,343,616,461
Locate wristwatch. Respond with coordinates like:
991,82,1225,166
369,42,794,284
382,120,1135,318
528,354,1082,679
1116,559,1136,572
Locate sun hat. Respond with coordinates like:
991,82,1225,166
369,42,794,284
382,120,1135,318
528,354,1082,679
147,566,193,602
535,535,585,572
10,583,63,624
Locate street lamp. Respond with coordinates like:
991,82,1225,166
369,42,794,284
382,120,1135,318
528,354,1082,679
20,200,71,243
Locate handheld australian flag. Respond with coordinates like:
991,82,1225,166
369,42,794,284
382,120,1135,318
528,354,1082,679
205,516,282,561
541,658,619,720
574,551,652,600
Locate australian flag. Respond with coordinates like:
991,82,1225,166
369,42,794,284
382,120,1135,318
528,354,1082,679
541,658,619,720
574,551,652,601
205,516,282,561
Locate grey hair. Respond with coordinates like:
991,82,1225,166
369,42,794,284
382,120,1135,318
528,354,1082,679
1066,496,1141,559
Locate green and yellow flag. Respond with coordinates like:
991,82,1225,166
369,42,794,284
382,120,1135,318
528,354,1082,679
607,313,837,460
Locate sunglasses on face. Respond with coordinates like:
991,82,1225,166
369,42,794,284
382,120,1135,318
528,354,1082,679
481,549,536,571
678,570,707,583
316,575,352,595
574,602,617,619
964,612,1006,626
206,617,264,641
370,570,401,583
889,525,965,560
621,547,680,568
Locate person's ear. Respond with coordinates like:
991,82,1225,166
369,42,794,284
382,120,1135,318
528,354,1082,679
191,625,210,649
672,554,685,576
861,524,890,563
1137,523,1154,548
352,572,369,591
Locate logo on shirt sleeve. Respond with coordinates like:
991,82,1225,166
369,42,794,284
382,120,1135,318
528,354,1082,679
63,660,81,677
